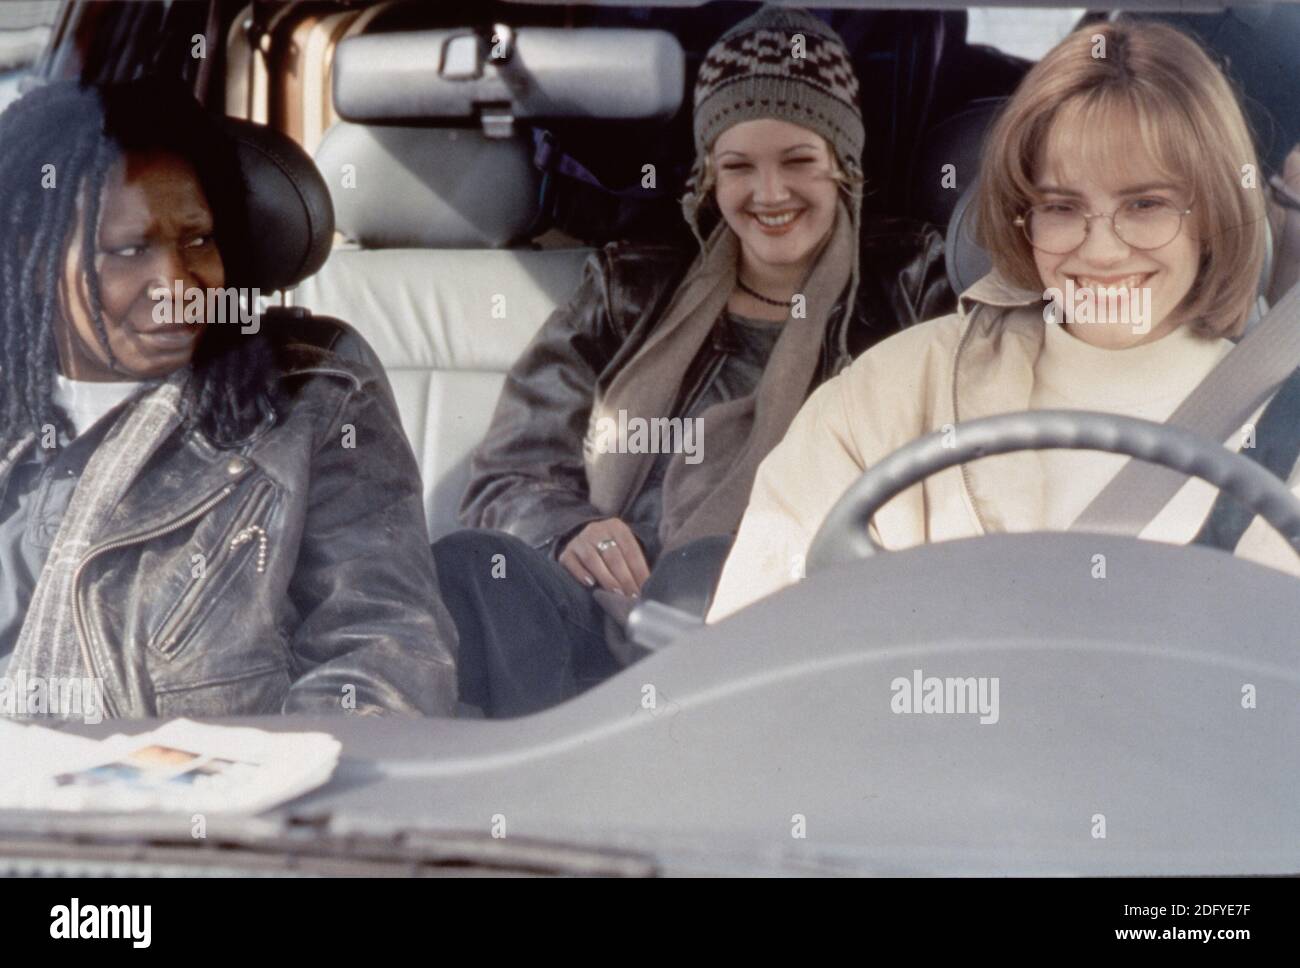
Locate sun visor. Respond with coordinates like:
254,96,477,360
333,27,684,131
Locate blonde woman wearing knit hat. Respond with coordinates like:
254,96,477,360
710,20,1298,623
434,5,953,717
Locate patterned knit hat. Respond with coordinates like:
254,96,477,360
682,5,865,242
693,5,864,164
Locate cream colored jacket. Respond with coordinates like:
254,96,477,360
708,272,1300,622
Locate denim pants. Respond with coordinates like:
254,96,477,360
431,528,624,718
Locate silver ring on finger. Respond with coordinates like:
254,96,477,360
595,538,618,553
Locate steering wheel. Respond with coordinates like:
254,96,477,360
807,409,1300,573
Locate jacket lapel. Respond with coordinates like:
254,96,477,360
91,429,257,550
952,273,1050,533
10,375,189,717
0,434,37,500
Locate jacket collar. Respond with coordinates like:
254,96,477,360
0,383,264,554
958,268,1044,315
0,434,36,483
94,429,259,549
952,271,1051,534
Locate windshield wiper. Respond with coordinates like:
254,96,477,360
0,810,659,877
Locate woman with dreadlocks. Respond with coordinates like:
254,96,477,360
0,78,457,720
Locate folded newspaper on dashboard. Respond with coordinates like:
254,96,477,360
0,718,341,814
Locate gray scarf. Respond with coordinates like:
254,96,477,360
5,373,187,720
586,196,857,553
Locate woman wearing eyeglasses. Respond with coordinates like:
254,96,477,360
709,19,1297,621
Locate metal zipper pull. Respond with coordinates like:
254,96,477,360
230,525,269,573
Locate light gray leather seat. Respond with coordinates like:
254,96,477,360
297,121,592,538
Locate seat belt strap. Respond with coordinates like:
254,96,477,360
1193,365,1300,552
1069,280,1300,534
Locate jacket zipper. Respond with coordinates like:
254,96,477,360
72,482,238,717
951,308,993,536
150,479,277,656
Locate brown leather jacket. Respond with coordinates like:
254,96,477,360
461,217,955,557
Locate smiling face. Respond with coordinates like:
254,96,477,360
1031,112,1200,349
57,149,224,381
711,119,841,285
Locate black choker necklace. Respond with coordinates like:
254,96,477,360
736,278,792,307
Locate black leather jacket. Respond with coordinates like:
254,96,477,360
2,314,457,719
461,217,954,556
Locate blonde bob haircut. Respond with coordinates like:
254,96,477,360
975,21,1268,337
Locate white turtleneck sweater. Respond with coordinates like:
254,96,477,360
1029,320,1236,530
52,373,145,438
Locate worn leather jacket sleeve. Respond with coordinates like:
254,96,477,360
906,225,955,325
856,219,955,344
459,248,627,554
282,352,459,717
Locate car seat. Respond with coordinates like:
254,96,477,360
293,24,685,539
296,122,592,539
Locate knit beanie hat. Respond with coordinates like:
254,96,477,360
682,5,865,242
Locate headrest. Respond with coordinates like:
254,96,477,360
910,97,1005,231
911,98,1005,294
223,117,335,290
1121,7,1300,173
314,122,541,248
945,182,993,296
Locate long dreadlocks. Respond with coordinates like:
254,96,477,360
0,77,279,455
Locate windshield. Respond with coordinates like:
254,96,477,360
0,0,1297,910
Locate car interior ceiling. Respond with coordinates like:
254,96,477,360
53,2,1299,245
55,0,1042,242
